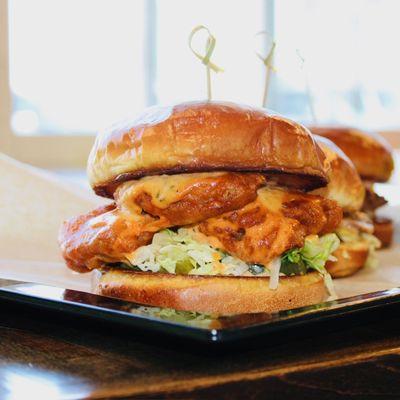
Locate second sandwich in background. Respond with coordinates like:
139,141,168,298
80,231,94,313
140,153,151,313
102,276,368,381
310,126,394,248
312,136,381,278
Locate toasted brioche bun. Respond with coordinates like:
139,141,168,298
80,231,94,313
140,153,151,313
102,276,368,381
93,270,327,314
373,217,393,248
312,136,365,212
309,126,394,182
326,242,369,278
88,101,328,197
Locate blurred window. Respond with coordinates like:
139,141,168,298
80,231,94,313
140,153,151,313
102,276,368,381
155,0,267,106
5,0,400,137
273,0,400,129
8,0,146,135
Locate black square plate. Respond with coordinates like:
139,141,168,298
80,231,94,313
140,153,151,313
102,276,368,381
1,278,400,344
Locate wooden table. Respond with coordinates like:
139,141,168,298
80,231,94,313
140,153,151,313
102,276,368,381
1,295,400,400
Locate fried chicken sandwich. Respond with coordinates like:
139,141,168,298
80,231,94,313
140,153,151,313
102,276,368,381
59,101,344,314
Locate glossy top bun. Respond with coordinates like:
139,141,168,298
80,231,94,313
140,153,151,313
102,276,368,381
309,126,394,182
88,101,328,197
312,136,365,212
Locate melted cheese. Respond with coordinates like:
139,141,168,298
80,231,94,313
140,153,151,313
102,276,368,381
115,172,227,212
256,187,286,213
116,175,287,223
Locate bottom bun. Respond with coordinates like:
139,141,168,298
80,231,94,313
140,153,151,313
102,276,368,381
326,242,369,278
93,270,327,314
373,217,393,249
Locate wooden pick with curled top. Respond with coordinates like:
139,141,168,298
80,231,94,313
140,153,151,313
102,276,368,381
188,25,223,101
255,31,276,108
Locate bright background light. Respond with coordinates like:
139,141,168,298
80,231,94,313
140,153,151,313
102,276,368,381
8,0,146,134
155,0,266,106
273,0,400,129
7,0,400,135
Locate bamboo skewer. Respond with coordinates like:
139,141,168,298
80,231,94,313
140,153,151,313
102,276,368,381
188,25,223,101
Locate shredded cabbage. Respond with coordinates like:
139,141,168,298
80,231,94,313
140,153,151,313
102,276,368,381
335,227,359,243
335,226,381,269
124,229,339,295
269,258,281,290
281,234,340,298
126,228,260,276
281,234,340,274
362,232,381,269
126,229,221,275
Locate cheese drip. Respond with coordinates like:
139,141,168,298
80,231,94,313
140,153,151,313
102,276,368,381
116,172,228,212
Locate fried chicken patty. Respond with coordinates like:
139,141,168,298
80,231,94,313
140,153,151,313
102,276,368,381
59,175,342,273
60,172,265,272
198,188,342,266
115,172,266,226
59,204,170,272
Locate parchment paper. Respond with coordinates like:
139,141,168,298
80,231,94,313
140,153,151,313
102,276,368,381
0,153,399,300
0,153,101,291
